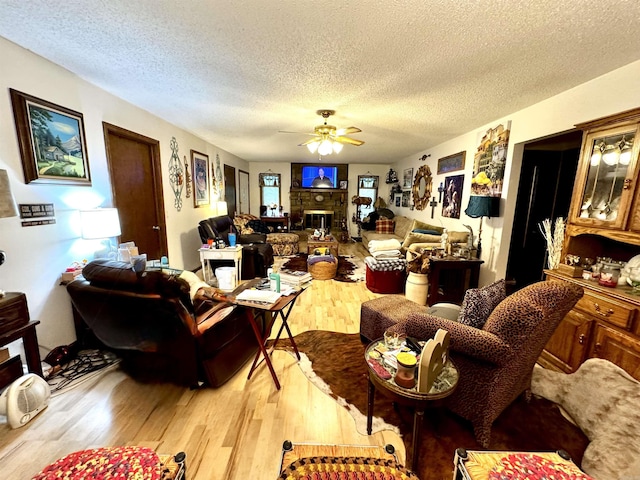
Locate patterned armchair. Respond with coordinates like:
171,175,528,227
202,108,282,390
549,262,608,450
387,280,583,448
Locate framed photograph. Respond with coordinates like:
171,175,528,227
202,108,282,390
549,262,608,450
10,89,91,185
437,151,466,175
401,190,410,207
394,193,402,208
403,168,413,189
442,174,465,218
339,180,348,189
191,150,210,207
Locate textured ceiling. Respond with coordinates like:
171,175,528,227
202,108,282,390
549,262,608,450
1,0,640,164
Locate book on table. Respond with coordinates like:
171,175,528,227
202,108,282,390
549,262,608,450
279,270,312,285
234,289,282,307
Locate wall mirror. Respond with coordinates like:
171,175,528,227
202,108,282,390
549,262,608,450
412,165,433,211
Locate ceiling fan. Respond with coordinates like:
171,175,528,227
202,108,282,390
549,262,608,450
280,109,364,155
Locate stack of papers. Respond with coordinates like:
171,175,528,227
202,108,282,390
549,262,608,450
235,289,282,306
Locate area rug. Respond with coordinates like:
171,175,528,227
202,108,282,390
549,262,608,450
272,330,590,480
282,253,365,282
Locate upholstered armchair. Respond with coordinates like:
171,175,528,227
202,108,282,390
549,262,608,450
386,280,584,448
198,215,274,279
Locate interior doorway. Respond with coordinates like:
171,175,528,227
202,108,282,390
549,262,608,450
238,169,249,214
505,130,583,294
224,164,236,217
102,122,167,260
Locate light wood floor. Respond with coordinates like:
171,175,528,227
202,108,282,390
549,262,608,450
0,235,407,479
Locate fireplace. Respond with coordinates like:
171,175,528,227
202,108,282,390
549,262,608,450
304,210,333,229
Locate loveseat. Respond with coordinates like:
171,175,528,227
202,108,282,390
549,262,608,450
360,214,470,254
67,259,266,387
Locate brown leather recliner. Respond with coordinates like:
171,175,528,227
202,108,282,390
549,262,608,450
67,259,266,387
198,215,274,279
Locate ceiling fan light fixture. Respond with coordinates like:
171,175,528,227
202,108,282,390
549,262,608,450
332,141,343,154
318,139,333,156
307,141,320,154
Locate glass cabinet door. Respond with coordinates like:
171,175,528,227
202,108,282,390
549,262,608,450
571,124,640,229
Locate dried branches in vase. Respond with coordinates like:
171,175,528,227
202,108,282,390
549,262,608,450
538,217,565,270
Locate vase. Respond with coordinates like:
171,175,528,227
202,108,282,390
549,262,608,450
405,272,428,306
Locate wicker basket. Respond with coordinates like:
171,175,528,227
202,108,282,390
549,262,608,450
308,259,338,280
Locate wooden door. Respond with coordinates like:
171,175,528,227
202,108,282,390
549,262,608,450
103,123,167,260
238,169,250,214
224,164,236,217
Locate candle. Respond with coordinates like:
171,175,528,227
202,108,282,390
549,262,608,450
321,217,325,229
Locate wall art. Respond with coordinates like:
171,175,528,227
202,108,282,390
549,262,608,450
437,151,466,175
471,121,511,197
403,168,413,189
10,89,91,185
442,174,464,218
191,150,210,207
168,137,183,211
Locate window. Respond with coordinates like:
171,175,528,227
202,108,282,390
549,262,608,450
357,175,379,219
259,172,281,215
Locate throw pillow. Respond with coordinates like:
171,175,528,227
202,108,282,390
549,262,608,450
448,230,470,244
375,218,395,234
410,219,444,234
247,219,270,234
412,228,441,235
401,232,442,250
457,279,506,329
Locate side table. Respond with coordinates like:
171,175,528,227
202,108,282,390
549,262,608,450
365,339,458,472
0,292,43,389
199,246,242,286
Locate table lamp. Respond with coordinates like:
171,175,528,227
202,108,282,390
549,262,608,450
80,208,122,259
0,169,18,296
464,195,500,259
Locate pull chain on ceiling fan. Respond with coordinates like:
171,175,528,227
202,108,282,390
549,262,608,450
279,109,364,155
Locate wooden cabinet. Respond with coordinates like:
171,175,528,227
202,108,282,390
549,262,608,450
542,271,640,380
541,107,640,381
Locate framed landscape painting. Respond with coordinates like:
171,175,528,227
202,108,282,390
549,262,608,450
10,89,91,185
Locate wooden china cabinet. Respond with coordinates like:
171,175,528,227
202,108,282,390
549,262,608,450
539,107,640,381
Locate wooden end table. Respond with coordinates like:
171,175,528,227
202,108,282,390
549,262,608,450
307,238,339,257
365,339,458,472
198,246,242,287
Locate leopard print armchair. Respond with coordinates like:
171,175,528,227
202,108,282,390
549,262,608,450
388,280,583,448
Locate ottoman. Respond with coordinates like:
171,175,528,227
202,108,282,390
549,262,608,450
364,257,406,294
267,232,299,256
359,295,426,343
308,254,338,280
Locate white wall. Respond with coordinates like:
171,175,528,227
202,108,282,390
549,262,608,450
393,60,640,285
0,37,248,356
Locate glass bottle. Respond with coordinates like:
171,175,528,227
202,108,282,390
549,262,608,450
599,262,621,288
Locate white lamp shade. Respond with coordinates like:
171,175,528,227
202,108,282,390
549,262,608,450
216,201,228,216
80,208,121,239
306,141,319,154
332,142,343,154
0,169,18,219
318,139,333,156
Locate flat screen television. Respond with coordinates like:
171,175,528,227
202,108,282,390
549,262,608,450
300,165,338,188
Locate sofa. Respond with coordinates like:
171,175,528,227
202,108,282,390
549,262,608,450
233,213,299,256
198,215,274,279
360,214,470,254
67,259,267,387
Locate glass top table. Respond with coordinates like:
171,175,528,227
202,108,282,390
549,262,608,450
364,338,459,472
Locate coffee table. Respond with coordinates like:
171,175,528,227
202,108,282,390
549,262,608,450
307,237,339,257
365,339,458,471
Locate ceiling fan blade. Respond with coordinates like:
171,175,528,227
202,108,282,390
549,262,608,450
299,137,322,146
278,130,317,135
334,136,364,146
336,126,362,136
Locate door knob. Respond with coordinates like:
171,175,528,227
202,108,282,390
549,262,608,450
152,226,160,231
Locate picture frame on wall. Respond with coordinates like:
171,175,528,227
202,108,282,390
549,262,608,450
442,174,464,218
340,180,348,189
394,193,402,207
10,89,91,185
191,150,210,207
437,151,466,175
401,190,410,207
403,168,413,189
